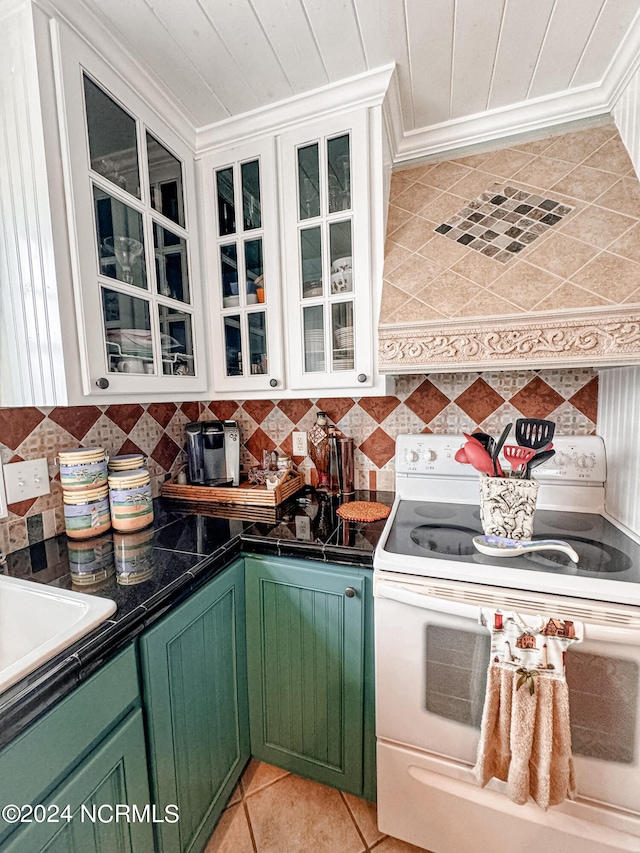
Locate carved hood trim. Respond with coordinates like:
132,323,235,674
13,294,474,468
378,310,640,374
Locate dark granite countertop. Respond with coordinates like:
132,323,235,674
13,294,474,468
0,488,392,749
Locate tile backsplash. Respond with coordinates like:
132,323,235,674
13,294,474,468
0,368,597,556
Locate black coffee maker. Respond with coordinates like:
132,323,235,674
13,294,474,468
185,421,240,486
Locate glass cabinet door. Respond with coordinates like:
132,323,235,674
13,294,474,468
211,153,273,385
81,71,198,382
295,131,355,378
281,110,373,391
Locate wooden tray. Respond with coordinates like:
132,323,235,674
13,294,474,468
160,470,304,507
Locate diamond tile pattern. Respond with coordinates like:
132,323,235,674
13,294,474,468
382,124,640,325
435,185,573,263
0,370,597,555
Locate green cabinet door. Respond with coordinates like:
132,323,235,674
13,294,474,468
1,709,154,853
245,555,366,796
140,559,250,853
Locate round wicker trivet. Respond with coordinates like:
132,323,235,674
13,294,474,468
336,501,391,522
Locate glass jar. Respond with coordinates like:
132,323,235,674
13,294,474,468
308,411,330,490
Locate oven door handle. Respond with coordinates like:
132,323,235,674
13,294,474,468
375,581,640,645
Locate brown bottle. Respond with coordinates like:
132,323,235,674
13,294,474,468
308,411,330,490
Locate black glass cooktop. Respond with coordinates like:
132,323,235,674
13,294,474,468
385,500,640,581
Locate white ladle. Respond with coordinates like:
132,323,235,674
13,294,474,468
473,535,579,563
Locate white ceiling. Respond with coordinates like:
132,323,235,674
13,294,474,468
51,0,640,160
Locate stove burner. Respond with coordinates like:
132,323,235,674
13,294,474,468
414,505,458,521
527,537,632,574
541,513,594,533
410,525,477,558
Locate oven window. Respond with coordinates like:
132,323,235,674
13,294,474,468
425,625,490,727
426,628,638,765
566,650,638,764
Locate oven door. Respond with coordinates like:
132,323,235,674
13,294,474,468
374,574,640,817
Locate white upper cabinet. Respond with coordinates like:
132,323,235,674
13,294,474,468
198,67,395,399
54,22,208,399
200,138,284,394
280,111,373,392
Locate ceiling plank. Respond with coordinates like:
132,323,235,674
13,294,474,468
300,0,367,82
450,0,506,119
405,0,455,129
352,0,412,126
528,0,605,99
80,0,227,126
194,0,295,110
488,0,555,110
571,0,640,87
249,0,329,94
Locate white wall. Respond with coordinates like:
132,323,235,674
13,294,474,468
597,367,640,535
613,62,640,177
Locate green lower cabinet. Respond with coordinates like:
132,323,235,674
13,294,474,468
139,558,250,853
245,555,375,799
1,710,154,853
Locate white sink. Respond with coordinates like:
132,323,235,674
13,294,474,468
0,575,116,693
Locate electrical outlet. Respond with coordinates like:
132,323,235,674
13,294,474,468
3,458,51,504
292,431,308,456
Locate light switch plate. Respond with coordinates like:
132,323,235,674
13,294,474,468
4,458,51,504
0,463,7,519
292,431,308,456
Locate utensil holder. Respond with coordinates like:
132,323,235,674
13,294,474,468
479,474,540,540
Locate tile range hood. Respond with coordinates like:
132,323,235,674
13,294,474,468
378,122,640,375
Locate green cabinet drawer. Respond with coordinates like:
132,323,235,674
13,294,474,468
0,645,140,844
140,559,250,853
245,555,370,797
0,709,153,853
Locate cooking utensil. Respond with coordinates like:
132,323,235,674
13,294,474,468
524,448,556,478
463,433,485,447
463,440,496,476
503,445,536,475
515,418,555,450
471,432,495,455
472,534,579,563
454,446,470,464
491,423,512,476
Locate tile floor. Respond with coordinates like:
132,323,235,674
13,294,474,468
205,760,431,853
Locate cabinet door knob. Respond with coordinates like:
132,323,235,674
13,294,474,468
270,378,278,387
345,587,356,598
357,374,367,383
96,377,110,389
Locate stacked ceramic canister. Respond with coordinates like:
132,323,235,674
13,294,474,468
60,449,154,540
60,447,111,540
107,454,154,533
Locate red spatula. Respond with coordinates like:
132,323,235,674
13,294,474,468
503,445,535,476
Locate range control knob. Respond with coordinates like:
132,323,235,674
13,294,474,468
555,452,571,467
405,449,420,463
576,454,595,469
425,449,437,462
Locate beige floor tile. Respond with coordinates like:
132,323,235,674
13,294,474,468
342,793,385,847
205,804,255,853
245,773,366,853
242,760,289,797
371,835,433,853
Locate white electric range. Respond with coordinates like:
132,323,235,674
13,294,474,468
373,433,640,853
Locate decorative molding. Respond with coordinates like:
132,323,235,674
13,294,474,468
394,84,611,164
195,64,396,155
378,313,640,374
